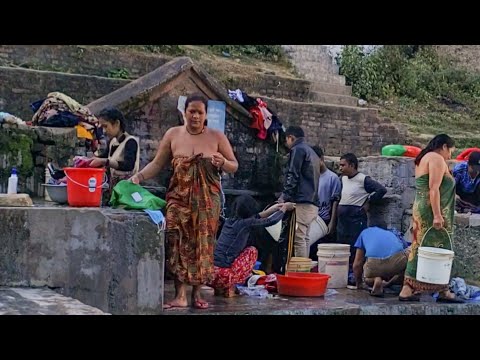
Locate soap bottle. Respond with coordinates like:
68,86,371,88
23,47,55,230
7,167,18,194
44,166,52,201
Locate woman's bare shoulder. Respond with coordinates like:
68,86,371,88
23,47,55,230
206,127,227,140
165,126,183,138
424,151,445,164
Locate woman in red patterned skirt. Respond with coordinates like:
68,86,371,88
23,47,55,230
209,195,295,297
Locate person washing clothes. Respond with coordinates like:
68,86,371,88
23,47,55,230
352,219,410,297
89,108,140,201
209,195,295,297
453,151,480,213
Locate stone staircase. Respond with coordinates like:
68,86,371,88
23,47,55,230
282,45,358,107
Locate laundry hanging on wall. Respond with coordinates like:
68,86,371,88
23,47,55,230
228,88,284,151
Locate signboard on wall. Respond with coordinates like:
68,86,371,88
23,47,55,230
177,96,226,134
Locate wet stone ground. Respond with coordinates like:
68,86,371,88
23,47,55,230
0,287,107,315
163,281,480,315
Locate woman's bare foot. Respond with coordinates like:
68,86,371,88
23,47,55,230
224,287,238,298
399,284,414,298
192,285,209,309
398,284,421,301
370,277,384,297
163,296,188,310
191,297,209,309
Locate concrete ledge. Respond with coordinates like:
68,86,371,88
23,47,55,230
0,206,164,314
456,213,480,227
0,287,107,315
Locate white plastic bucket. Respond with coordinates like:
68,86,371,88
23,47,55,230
317,243,350,289
416,247,454,285
307,216,329,247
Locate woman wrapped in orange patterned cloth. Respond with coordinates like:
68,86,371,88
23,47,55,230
131,94,238,310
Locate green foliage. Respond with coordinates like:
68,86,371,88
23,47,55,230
339,45,480,150
339,45,480,103
0,131,34,179
207,45,285,62
107,68,130,79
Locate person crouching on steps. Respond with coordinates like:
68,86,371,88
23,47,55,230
209,195,295,297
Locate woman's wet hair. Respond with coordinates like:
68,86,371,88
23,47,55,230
230,195,260,219
185,93,208,112
415,134,455,165
98,107,126,132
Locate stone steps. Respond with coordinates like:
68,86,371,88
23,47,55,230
258,94,377,114
302,71,346,85
282,45,347,84
310,81,352,96
308,90,358,107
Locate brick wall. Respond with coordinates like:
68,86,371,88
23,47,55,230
263,98,407,156
0,67,128,121
225,74,312,103
0,45,170,79
0,125,77,196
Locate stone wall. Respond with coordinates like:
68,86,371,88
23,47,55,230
265,99,407,157
281,45,345,84
0,206,164,315
0,45,171,79
323,156,415,231
359,156,416,211
225,74,313,103
0,66,128,121
452,214,480,282
0,124,77,196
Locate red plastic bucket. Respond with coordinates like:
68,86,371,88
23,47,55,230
276,272,331,297
64,167,106,207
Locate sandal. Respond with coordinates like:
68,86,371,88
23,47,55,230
436,296,465,304
192,298,209,309
370,290,385,298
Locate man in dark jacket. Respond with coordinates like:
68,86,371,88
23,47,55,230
280,126,321,258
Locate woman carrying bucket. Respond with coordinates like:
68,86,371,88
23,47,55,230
89,108,140,201
399,134,463,303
